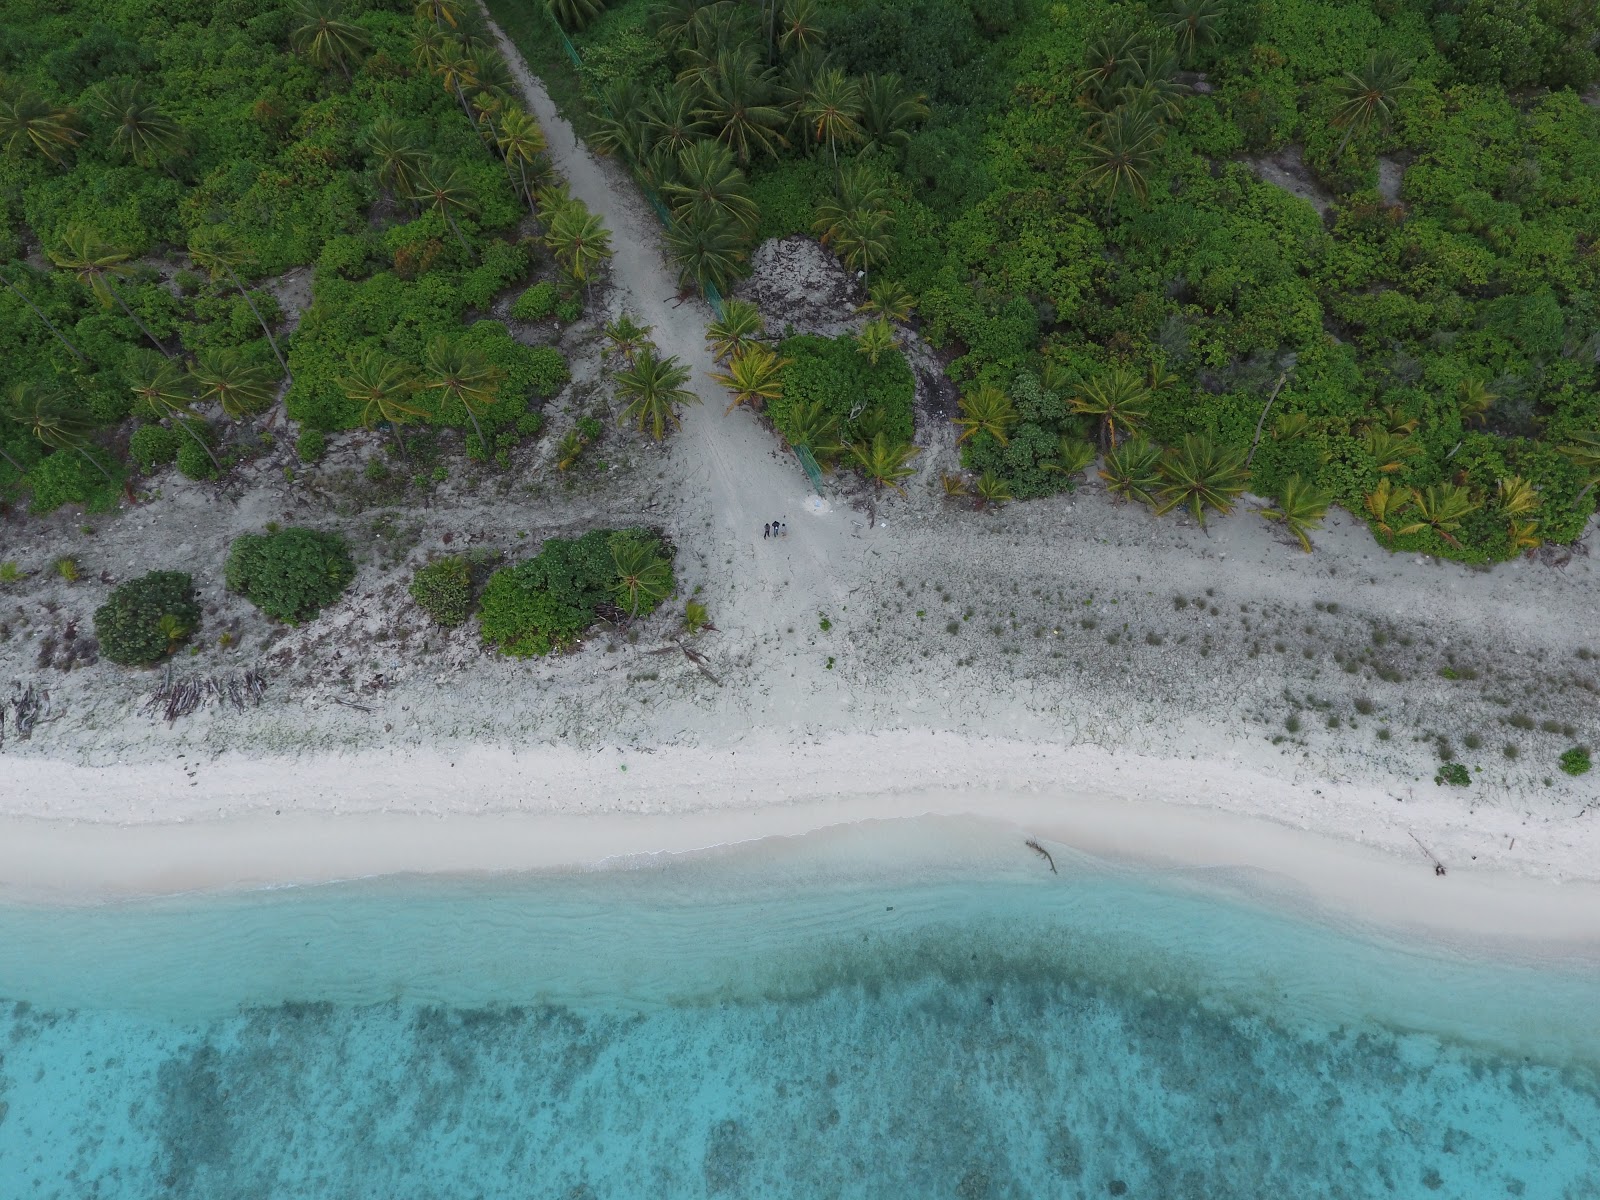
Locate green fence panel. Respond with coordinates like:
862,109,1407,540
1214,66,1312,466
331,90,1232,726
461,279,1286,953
793,446,825,496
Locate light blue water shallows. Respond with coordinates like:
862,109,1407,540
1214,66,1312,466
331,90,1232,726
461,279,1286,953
0,821,1597,1199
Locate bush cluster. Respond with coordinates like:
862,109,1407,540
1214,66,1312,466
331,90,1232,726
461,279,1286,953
510,281,559,322
409,556,473,628
93,571,201,666
224,527,355,625
770,334,915,448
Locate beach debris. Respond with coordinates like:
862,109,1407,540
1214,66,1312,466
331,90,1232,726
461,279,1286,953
141,668,268,725
333,697,373,713
3,684,52,744
1407,830,1447,877
647,637,723,685
1026,837,1058,874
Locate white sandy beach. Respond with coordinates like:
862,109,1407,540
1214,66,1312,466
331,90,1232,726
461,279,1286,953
2,10,1597,952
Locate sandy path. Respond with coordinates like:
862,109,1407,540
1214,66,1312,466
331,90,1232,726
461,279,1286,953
482,9,866,688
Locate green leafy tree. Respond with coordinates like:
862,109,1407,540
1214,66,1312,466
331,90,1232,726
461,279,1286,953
421,337,505,449
192,348,281,421
1099,436,1162,506
1330,50,1417,160
128,355,221,473
611,534,675,616
289,0,371,80
616,348,699,440
410,555,472,626
855,317,898,365
954,384,1018,446
408,160,478,258
338,348,425,455
1261,474,1333,552
49,228,170,358
711,343,791,414
3,381,113,482
87,80,185,169
189,227,290,381
0,266,86,364
226,527,356,624
94,571,201,665
1155,434,1250,527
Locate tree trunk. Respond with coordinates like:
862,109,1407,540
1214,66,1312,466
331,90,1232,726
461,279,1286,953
108,281,172,359
0,443,27,475
1,270,87,364
1245,372,1290,468
444,210,474,260
76,446,116,485
225,265,290,381
465,408,487,458
176,418,224,474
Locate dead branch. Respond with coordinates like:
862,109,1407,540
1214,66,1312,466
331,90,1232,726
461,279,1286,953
1025,837,1058,874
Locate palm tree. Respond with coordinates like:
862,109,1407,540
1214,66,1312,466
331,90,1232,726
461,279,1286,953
49,228,170,358
602,313,652,365
188,227,290,380
1363,476,1410,537
1044,436,1097,480
1099,436,1162,506
1396,482,1478,547
408,160,478,258
87,80,185,169
778,0,823,53
616,348,699,440
1117,48,1189,119
289,0,370,81
465,44,512,102
416,0,464,27
850,431,919,496
1077,28,1146,103
1330,50,1417,161
1070,367,1151,449
496,108,547,210
1081,103,1164,205
192,348,281,422
706,298,763,361
127,354,221,472
433,42,479,120
337,348,425,457
855,317,897,365
858,278,914,323
694,49,788,164
366,115,426,203
420,337,504,449
1261,474,1333,552
662,139,760,235
0,87,82,164
611,535,674,616
1364,428,1421,474
1457,377,1497,426
2,381,113,482
1495,475,1540,517
802,67,862,168
665,210,748,294
1558,430,1600,502
642,84,709,164
546,203,613,298
1154,434,1250,527
547,0,605,33
411,22,453,74
973,469,1013,511
785,399,841,460
828,206,893,281
953,385,1018,446
1163,0,1222,64
858,73,929,153
941,472,969,500
0,265,86,364
711,343,791,414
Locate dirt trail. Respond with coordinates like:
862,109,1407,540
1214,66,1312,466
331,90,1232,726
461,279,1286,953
480,7,873,702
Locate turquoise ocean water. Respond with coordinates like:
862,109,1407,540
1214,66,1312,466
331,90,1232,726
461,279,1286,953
0,820,1597,1198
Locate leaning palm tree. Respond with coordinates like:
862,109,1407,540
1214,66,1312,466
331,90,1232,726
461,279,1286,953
127,354,221,472
410,21,453,74
850,431,919,497
0,87,82,164
1162,0,1222,63
546,202,613,299
49,228,170,358
706,299,763,362
420,336,504,449
289,0,370,80
953,384,1018,446
858,277,915,323
665,210,749,295
602,313,652,365
1070,367,1151,449
611,535,674,616
1330,49,1417,161
365,114,427,203
1099,436,1163,506
87,79,186,169
855,317,898,365
1396,482,1478,547
188,227,290,380
616,348,699,441
711,343,791,415
662,139,760,235
495,108,547,210
1154,434,1250,527
2,381,113,482
337,348,426,457
0,265,86,364
408,160,478,258
785,398,842,461
1081,102,1165,205
1260,473,1333,552
191,348,281,422
857,73,929,153
802,67,862,168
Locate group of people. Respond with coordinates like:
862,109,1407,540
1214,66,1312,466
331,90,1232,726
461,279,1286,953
763,521,788,540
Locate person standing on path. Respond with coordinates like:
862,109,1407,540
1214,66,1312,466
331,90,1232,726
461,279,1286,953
763,523,770,540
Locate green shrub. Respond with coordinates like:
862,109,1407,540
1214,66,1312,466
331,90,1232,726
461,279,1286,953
129,424,182,473
176,437,218,481
297,427,328,463
410,556,473,627
554,296,582,323
225,527,355,624
771,334,915,447
1560,747,1592,776
1436,763,1472,787
93,571,201,666
511,281,559,322
26,451,120,514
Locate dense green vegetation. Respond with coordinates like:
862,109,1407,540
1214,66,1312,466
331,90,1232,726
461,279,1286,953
477,527,675,656
508,0,1600,561
225,525,355,623
1,0,589,510
92,569,200,664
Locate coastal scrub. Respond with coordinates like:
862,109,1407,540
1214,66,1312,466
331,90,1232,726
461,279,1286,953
225,527,355,625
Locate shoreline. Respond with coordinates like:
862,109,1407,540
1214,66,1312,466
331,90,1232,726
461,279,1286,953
5,732,1600,957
